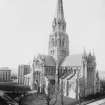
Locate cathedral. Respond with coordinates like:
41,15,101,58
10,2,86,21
29,0,100,99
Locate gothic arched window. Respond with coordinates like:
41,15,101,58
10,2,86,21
51,38,54,47
57,39,59,46
60,39,62,47
62,38,65,47
55,39,57,46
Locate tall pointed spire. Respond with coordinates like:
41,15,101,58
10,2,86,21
49,0,69,65
52,0,66,32
56,0,64,20
82,48,87,59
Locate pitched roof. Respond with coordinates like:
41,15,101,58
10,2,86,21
61,54,82,67
37,54,56,66
44,55,56,66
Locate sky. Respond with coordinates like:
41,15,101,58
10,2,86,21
0,0,105,72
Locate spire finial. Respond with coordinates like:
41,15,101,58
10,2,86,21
83,47,86,56
89,50,92,56
56,0,64,19
52,0,66,32
92,48,95,56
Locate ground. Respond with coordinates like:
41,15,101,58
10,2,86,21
20,93,76,105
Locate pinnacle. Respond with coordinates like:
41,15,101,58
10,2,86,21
56,0,64,20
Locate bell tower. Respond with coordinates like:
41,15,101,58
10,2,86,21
48,0,69,65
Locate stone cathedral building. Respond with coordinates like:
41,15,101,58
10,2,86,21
30,0,100,99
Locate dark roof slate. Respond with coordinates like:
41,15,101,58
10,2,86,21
37,54,56,66
61,54,83,67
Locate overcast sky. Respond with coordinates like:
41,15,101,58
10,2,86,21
0,0,105,72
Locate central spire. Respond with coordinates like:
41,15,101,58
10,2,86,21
56,0,64,20
49,0,69,65
52,0,66,32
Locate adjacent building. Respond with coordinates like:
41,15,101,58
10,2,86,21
18,64,31,85
24,73,33,88
0,67,11,82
